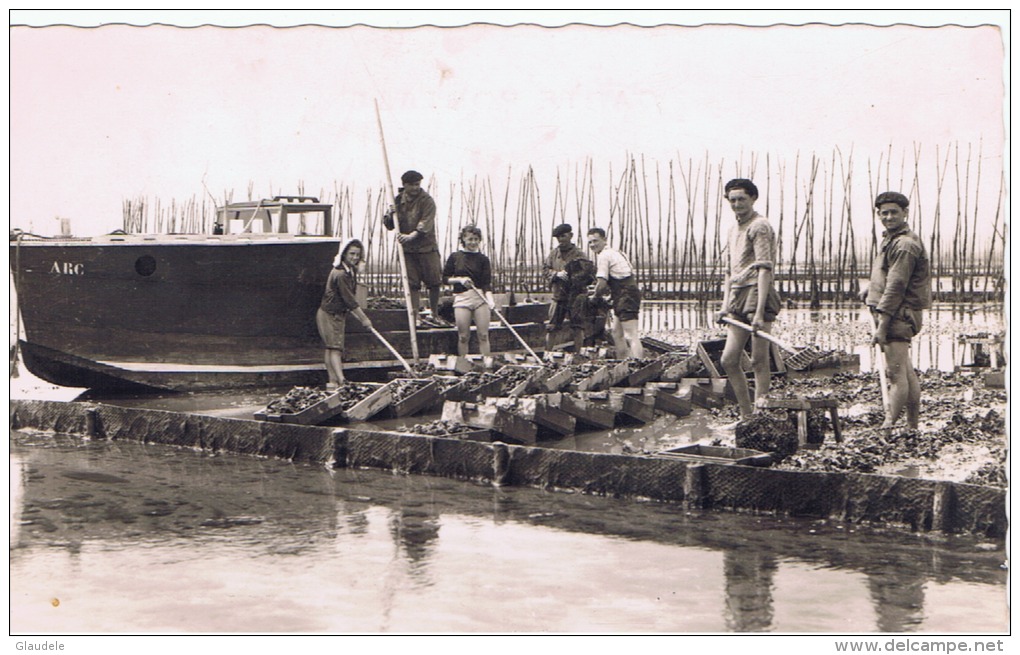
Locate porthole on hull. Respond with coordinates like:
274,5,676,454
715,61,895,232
135,255,157,276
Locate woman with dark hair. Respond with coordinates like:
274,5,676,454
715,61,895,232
316,238,374,390
442,225,496,358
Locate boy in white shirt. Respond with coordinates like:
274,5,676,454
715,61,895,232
587,227,644,359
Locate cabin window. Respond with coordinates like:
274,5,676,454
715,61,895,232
135,255,157,276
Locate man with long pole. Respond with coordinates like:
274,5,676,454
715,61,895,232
383,170,445,328
375,101,426,361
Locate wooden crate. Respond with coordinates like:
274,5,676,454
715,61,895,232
341,383,393,422
659,353,702,381
488,396,576,436
689,380,727,409
385,379,442,418
657,444,773,467
569,364,613,392
254,390,349,425
535,366,574,393
577,390,655,424
254,383,390,425
640,336,687,355
496,365,571,397
602,361,633,387
644,384,693,417
624,359,665,387
544,392,617,429
496,365,544,397
441,400,538,445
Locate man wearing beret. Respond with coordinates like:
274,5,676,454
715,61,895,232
383,170,445,324
861,191,932,430
714,178,782,421
542,223,593,351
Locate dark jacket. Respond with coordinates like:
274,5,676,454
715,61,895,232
543,244,590,301
866,225,932,315
383,188,439,254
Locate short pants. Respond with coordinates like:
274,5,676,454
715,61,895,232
404,250,443,288
453,289,488,311
876,306,924,342
726,284,782,324
607,276,642,322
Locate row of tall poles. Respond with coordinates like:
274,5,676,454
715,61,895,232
121,143,1006,304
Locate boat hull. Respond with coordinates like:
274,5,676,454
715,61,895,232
10,236,550,391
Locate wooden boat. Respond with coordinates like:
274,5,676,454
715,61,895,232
9,196,550,392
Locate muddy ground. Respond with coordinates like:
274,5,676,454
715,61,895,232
705,369,1007,488
644,311,1007,489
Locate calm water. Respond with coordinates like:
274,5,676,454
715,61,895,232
640,302,1005,372
9,430,1007,634
9,302,1008,634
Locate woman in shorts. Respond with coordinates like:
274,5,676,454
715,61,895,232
316,239,374,390
442,225,496,358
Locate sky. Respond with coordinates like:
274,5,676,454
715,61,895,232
7,10,1008,241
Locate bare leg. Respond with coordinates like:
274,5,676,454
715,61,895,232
571,327,585,353
621,319,644,358
409,288,422,317
609,313,629,358
428,285,441,316
905,355,921,429
883,341,916,428
721,323,754,418
750,321,774,406
545,301,560,351
325,348,345,386
474,304,492,357
454,306,473,357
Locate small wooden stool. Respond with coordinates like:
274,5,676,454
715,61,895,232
759,397,842,446
959,335,1004,370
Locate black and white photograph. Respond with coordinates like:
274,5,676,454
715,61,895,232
8,9,1009,646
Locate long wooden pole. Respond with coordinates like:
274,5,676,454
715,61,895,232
374,99,420,361
473,288,541,363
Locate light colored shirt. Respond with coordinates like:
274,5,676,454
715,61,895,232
595,247,634,280
725,213,776,289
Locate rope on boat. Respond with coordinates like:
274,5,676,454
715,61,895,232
241,199,266,233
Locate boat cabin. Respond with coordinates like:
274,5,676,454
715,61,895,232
217,196,333,236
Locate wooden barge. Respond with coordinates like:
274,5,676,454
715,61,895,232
9,197,551,392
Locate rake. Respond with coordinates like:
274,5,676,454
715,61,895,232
720,316,830,371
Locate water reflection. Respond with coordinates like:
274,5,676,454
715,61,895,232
867,569,926,632
9,431,1006,634
724,550,778,632
387,502,441,582
641,301,1004,372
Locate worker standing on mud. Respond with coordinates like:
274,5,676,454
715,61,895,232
383,170,445,326
714,178,782,420
443,225,496,359
587,227,644,359
861,191,932,430
542,223,593,351
317,239,374,391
